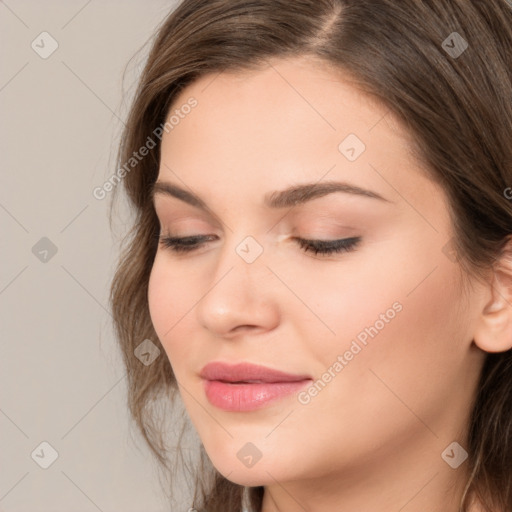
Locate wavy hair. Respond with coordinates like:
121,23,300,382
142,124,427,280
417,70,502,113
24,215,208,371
109,1,512,510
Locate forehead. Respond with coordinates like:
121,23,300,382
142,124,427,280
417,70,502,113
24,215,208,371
157,55,426,207
168,55,404,140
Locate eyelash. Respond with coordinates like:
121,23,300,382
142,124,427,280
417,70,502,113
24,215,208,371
155,234,361,256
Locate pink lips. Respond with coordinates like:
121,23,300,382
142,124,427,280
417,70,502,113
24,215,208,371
200,362,312,412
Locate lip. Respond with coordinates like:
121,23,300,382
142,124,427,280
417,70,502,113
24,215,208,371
200,362,312,412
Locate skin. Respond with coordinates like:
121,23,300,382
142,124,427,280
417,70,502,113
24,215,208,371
147,55,512,512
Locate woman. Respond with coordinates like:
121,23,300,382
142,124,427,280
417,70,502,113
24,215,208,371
109,1,512,510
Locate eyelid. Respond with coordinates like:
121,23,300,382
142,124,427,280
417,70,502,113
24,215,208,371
156,232,361,257
154,212,221,234
153,202,365,231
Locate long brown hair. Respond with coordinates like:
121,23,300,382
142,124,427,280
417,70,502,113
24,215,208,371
109,1,512,510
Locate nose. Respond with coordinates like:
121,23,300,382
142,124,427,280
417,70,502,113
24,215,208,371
195,238,281,339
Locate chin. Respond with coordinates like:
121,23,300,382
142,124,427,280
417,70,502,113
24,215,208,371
218,467,272,487
206,451,280,486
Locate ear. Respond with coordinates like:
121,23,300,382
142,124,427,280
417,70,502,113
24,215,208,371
473,236,512,353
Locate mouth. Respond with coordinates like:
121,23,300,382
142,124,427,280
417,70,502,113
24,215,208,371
218,379,271,384
199,361,312,383
199,361,313,412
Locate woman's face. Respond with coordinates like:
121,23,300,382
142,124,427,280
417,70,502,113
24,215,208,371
148,56,486,499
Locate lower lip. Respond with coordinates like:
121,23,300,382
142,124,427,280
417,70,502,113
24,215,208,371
203,379,312,412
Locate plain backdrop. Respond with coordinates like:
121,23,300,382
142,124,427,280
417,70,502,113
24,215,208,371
0,1,200,511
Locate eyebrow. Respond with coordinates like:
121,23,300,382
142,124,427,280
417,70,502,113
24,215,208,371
151,179,391,211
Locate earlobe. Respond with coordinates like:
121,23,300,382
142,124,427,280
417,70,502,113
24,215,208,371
473,241,512,354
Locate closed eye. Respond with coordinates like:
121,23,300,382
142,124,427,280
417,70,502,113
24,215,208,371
155,234,361,257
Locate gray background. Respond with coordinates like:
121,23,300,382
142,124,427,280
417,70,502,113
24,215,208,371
0,1,196,510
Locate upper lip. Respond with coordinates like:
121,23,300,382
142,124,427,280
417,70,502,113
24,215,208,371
200,362,312,383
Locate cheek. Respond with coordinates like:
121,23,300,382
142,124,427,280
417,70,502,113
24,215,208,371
147,255,200,373
314,234,465,357
147,258,170,336
286,242,417,367
301,239,468,424
276,253,466,476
